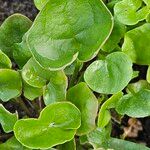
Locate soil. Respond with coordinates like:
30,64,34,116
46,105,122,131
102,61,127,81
0,0,150,148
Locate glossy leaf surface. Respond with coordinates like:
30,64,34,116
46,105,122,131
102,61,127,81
14,102,81,149
0,69,22,102
84,52,133,94
27,0,113,70
0,104,18,133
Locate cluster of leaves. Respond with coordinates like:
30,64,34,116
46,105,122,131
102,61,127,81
0,0,150,149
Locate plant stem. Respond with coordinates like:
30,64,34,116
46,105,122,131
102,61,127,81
69,60,82,88
16,97,31,117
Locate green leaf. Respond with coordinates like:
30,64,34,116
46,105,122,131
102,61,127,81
58,139,76,150
34,0,49,10
43,71,68,105
0,104,18,133
102,18,126,53
14,102,81,149
122,23,150,65
116,89,150,117
127,80,150,94
67,82,98,135
84,52,133,94
98,92,123,128
22,58,52,88
0,14,32,57
114,0,150,25
23,80,43,101
13,36,32,69
0,137,30,150
0,50,12,69
106,138,150,150
26,0,113,70
147,66,150,83
0,69,22,102
87,126,111,149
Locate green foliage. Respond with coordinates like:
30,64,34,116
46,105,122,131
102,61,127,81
67,82,98,135
0,0,150,149
0,69,22,101
26,0,113,70
0,14,32,57
84,52,133,94
122,23,150,65
0,104,18,133
14,102,81,149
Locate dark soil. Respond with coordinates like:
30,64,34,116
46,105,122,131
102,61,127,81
0,0,150,148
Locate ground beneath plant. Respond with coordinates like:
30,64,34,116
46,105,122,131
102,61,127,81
0,0,150,148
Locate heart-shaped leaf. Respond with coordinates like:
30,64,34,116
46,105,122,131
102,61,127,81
26,0,113,70
122,23,150,65
67,82,98,135
0,14,32,57
147,66,150,83
43,71,68,105
102,18,126,53
14,102,81,149
0,137,30,150
84,52,133,94
23,80,43,101
116,89,150,117
114,0,150,25
0,50,12,69
0,69,22,102
34,0,49,10
0,104,18,133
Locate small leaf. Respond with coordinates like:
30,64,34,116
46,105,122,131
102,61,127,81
127,80,150,94
147,66,150,83
14,102,81,149
114,0,149,25
106,138,150,150
0,136,30,150
26,0,113,70
22,58,52,88
0,104,18,133
0,14,32,57
116,89,150,118
0,69,22,102
67,82,98,135
23,80,43,101
84,52,133,94
43,71,68,105
34,0,49,10
102,18,126,53
98,92,123,128
0,50,12,69
122,23,150,65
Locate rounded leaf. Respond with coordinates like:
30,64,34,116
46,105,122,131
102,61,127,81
0,14,32,57
122,23,150,65
14,102,81,149
34,0,49,10
147,66,150,83
84,52,133,94
0,69,22,101
26,0,113,70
